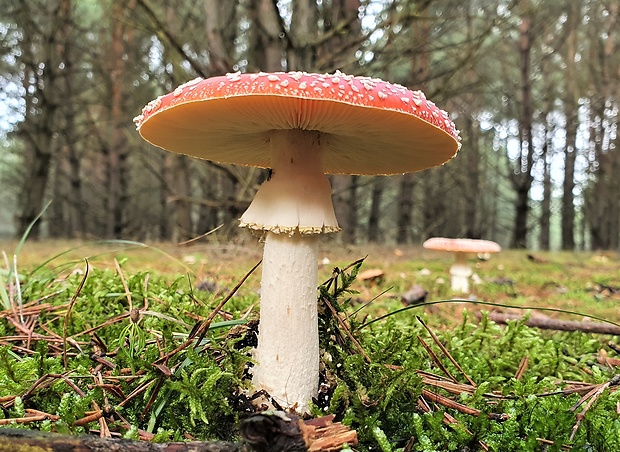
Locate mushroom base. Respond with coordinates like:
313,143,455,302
251,231,319,412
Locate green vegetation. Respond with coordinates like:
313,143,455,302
1,243,619,451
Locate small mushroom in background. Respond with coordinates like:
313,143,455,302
423,237,501,294
136,71,460,412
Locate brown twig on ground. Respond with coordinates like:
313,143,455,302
63,260,89,369
417,316,477,387
321,295,371,363
114,258,134,312
515,356,529,380
608,341,620,355
484,312,620,335
415,395,489,451
417,335,458,383
569,374,620,441
536,437,572,450
117,378,157,408
0,409,59,426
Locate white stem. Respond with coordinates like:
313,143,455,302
450,252,472,293
252,232,319,412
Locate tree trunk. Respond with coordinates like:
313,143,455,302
367,177,384,243
288,0,318,70
462,113,480,239
104,0,135,238
585,0,618,250
16,1,63,238
171,155,194,242
510,0,535,249
397,173,416,244
331,175,353,242
247,0,282,71
560,1,580,250
204,0,236,74
513,186,530,249
539,99,554,251
539,146,552,251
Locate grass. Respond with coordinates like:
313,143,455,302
1,239,619,451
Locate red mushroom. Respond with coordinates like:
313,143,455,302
423,237,501,293
136,71,460,412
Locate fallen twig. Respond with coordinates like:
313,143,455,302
63,261,89,369
484,312,620,335
569,374,620,441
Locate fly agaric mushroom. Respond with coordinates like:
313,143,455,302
135,71,460,412
423,237,501,293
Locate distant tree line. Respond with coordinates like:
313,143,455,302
0,0,618,250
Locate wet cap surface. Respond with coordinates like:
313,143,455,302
136,71,460,175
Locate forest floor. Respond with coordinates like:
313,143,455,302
2,239,620,450
7,238,620,327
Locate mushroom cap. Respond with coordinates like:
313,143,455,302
423,237,502,254
135,71,460,175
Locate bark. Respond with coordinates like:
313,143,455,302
461,8,481,240
512,186,530,249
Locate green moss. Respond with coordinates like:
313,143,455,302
1,259,619,451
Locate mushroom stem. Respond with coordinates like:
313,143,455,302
252,232,319,412
450,252,472,293
242,129,340,412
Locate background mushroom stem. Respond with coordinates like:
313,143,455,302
450,252,473,293
252,232,319,412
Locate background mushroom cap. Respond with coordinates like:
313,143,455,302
423,237,502,254
135,71,460,175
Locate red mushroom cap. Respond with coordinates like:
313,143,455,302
135,71,460,175
423,237,502,254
